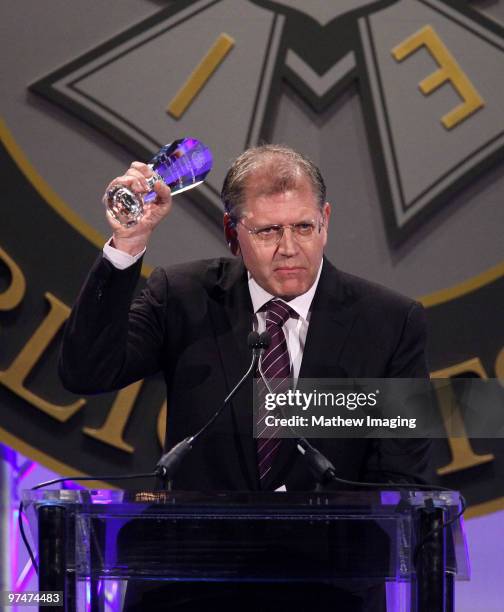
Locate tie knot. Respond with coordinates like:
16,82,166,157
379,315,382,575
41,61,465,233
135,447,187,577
265,299,296,328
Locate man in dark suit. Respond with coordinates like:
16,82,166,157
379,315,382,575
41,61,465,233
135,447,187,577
59,144,430,609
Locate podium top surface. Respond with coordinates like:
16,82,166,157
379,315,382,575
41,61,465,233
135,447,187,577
23,488,462,510
23,489,469,581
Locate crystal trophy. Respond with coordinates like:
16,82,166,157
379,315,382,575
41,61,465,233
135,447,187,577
106,137,213,227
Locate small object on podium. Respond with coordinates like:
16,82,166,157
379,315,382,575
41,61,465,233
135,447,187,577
106,137,213,227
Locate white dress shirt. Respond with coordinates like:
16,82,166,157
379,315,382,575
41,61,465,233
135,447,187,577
103,238,145,269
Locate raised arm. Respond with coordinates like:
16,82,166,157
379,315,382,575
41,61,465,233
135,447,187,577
58,162,175,393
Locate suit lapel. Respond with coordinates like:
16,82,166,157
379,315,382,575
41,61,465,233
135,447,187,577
207,259,259,489
299,258,356,379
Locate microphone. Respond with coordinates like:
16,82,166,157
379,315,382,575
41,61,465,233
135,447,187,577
295,438,338,486
255,331,271,351
156,331,269,484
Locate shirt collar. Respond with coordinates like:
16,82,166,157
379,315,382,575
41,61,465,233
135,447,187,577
248,259,324,321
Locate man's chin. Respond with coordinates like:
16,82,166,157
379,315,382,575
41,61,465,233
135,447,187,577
274,280,309,301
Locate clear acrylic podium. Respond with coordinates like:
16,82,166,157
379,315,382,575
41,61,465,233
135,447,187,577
23,489,469,611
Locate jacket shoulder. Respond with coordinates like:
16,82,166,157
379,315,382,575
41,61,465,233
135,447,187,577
325,264,428,376
143,258,244,313
333,265,420,313
151,257,241,294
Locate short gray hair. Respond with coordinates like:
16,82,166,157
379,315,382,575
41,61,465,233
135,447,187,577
221,144,326,222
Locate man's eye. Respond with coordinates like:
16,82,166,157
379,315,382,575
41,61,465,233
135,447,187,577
257,226,280,235
294,223,315,233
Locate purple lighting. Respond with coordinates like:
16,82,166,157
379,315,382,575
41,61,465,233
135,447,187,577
145,137,213,202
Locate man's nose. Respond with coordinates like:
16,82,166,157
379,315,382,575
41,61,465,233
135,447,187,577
277,227,298,255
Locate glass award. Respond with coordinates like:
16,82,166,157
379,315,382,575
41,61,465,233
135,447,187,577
106,137,213,227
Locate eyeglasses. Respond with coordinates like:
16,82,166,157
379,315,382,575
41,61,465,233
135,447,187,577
238,218,324,245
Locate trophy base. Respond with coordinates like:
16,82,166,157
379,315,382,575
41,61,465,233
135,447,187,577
106,185,144,227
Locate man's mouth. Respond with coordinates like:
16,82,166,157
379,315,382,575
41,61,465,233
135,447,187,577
274,266,304,274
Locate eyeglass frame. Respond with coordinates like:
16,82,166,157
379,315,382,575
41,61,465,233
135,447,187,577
236,216,326,245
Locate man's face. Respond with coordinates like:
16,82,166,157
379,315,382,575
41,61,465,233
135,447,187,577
235,174,330,299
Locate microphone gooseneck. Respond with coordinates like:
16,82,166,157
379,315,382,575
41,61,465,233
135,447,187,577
156,331,268,483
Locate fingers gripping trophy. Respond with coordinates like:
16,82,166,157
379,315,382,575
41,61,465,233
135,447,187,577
103,138,212,253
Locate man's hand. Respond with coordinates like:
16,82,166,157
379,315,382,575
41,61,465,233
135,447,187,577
103,162,173,255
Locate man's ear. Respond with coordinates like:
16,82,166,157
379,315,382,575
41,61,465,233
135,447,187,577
323,202,331,227
223,213,240,256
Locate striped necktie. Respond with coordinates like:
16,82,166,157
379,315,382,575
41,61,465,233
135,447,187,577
257,299,296,485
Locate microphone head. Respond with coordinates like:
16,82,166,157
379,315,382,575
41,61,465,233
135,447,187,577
247,331,261,349
247,331,271,350
258,331,271,349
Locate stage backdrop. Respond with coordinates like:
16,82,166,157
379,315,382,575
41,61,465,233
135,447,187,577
1,0,503,518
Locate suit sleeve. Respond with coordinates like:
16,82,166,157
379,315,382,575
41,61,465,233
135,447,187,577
58,255,178,394
362,301,433,484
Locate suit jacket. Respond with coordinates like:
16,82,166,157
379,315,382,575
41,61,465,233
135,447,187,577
59,255,431,491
